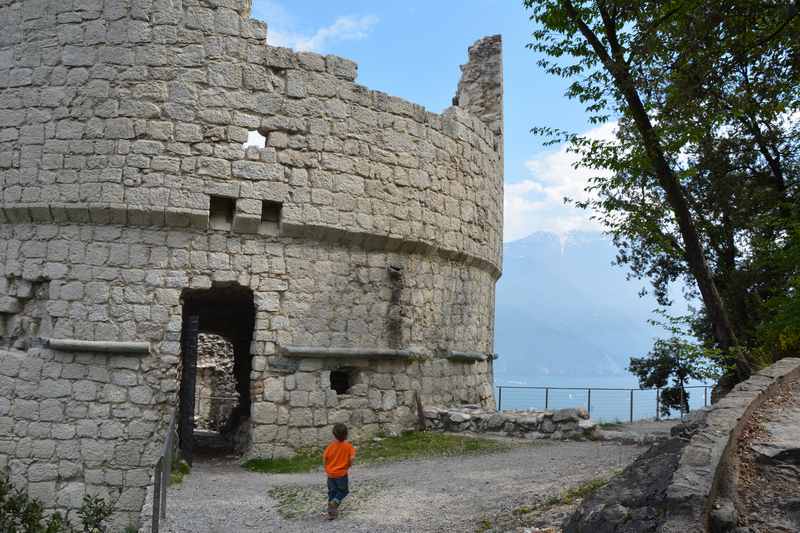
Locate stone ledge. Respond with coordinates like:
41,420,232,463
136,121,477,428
424,405,596,440
46,338,151,354
0,205,501,278
660,357,800,532
279,346,414,359
446,350,489,362
281,222,502,278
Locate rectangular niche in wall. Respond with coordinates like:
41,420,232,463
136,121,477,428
209,196,235,231
260,200,282,233
330,370,351,395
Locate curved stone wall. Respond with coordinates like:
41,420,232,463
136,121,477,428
0,0,503,528
0,0,502,270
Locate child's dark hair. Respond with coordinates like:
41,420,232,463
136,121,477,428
332,423,348,441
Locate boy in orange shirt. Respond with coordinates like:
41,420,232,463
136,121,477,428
323,423,356,520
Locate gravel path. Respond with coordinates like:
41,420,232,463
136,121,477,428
737,376,800,532
162,439,644,533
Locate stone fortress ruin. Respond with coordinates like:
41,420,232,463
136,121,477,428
0,0,503,528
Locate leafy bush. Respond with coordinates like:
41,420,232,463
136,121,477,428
629,313,725,416
0,476,115,533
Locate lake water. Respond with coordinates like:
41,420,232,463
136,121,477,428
493,374,712,422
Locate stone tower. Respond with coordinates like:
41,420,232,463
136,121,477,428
0,1,503,528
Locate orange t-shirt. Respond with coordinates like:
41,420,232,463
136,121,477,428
323,440,356,478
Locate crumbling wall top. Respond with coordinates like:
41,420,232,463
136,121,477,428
454,34,503,156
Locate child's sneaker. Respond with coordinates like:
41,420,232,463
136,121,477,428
327,500,339,520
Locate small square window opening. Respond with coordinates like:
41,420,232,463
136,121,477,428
261,201,282,223
330,370,351,395
242,130,266,149
209,196,235,230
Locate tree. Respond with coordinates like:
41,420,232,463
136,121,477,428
524,0,800,384
629,337,720,416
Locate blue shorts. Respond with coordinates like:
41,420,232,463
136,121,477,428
327,475,349,504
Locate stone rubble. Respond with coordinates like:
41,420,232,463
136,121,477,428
424,405,597,440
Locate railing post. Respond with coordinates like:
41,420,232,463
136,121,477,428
656,389,660,421
629,389,634,423
704,386,708,407
497,386,502,411
161,410,175,519
587,388,591,415
152,457,163,533
545,387,549,410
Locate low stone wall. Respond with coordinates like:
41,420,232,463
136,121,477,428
424,405,597,440
0,347,164,530
661,357,800,532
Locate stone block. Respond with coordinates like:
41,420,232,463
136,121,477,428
252,402,278,424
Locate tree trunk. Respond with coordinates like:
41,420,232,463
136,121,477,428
564,0,748,377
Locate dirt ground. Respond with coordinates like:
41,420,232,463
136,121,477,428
160,439,644,533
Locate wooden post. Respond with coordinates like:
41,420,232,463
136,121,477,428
587,388,591,415
545,387,549,410
497,386,502,411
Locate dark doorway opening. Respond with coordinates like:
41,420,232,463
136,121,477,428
330,370,352,395
178,284,255,463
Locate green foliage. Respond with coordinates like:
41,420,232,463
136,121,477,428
524,0,800,383
754,225,800,357
243,431,510,474
76,495,113,533
629,312,726,415
629,337,720,415
0,476,115,533
243,449,321,474
559,475,612,505
169,459,191,486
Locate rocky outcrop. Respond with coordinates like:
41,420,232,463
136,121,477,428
563,357,800,533
424,405,597,440
563,414,708,533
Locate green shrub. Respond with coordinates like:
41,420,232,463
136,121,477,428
0,476,115,532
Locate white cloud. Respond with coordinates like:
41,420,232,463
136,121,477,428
504,122,617,242
271,15,379,53
253,1,379,53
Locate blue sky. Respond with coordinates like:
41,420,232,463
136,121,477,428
251,1,612,241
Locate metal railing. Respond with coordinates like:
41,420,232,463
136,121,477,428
496,384,712,422
152,407,178,533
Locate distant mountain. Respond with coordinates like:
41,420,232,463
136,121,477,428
494,231,680,383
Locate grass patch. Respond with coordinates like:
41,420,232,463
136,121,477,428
243,431,510,474
169,459,191,486
492,472,620,532
476,517,493,532
268,480,386,519
559,476,610,505
597,420,626,430
243,450,321,474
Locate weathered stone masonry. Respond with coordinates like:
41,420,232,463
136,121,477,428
0,0,503,528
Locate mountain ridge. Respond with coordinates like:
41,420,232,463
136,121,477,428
494,230,676,384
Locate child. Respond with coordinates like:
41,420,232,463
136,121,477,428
323,423,356,520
